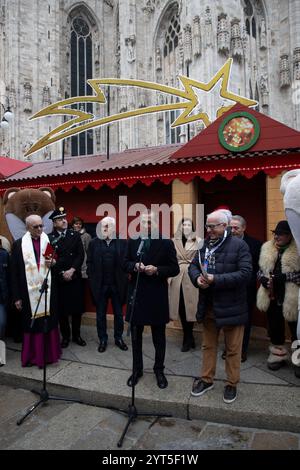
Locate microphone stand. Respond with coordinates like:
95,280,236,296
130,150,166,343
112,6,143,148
17,243,82,426
116,243,171,448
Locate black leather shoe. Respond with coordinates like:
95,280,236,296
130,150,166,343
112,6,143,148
115,339,128,351
127,371,143,387
72,336,86,346
181,342,190,352
61,338,69,348
241,351,247,363
155,371,168,389
181,338,195,352
98,341,107,353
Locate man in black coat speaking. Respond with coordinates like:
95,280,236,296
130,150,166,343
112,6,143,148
189,210,252,404
123,211,179,389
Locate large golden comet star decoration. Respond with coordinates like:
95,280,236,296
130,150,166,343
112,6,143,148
25,58,257,157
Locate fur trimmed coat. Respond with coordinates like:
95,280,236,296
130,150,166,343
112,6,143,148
256,239,300,321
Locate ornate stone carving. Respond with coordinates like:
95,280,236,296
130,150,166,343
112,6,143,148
95,128,101,146
192,16,201,57
23,82,33,112
9,81,16,108
138,88,146,108
0,4,5,25
156,92,164,121
178,31,184,68
43,146,51,160
22,140,33,158
128,85,135,109
142,0,156,15
115,38,120,76
241,24,249,56
195,120,205,135
119,88,127,112
280,54,291,88
125,35,136,63
259,17,267,50
42,86,51,106
155,47,162,71
230,19,243,62
184,24,192,64
204,6,213,48
217,13,230,56
94,41,100,65
259,74,269,107
293,48,300,81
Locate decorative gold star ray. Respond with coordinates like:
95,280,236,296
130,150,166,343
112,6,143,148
25,59,257,157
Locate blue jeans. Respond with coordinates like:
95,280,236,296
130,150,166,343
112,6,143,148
96,285,124,342
0,304,7,339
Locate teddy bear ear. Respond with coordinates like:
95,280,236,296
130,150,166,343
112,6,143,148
39,187,56,203
3,187,21,204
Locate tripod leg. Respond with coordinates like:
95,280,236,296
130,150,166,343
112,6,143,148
138,412,172,418
17,399,44,426
48,395,83,403
117,414,135,448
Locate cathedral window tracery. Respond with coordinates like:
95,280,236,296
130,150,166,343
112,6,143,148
70,14,94,156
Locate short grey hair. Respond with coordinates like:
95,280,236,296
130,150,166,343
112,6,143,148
219,209,232,223
25,215,42,229
101,216,116,226
207,210,228,224
231,215,247,227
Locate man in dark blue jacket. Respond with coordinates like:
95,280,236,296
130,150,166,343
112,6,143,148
188,210,252,403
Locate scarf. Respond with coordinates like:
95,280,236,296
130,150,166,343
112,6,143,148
21,231,51,319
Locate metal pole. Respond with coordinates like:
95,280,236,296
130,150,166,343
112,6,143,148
62,92,69,165
107,86,110,160
186,64,190,142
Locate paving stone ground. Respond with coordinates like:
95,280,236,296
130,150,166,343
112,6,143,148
0,384,299,450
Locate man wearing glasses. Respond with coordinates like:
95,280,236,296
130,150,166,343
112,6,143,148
11,215,61,367
188,210,252,403
49,207,85,348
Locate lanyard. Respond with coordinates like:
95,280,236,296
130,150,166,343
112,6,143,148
199,230,228,270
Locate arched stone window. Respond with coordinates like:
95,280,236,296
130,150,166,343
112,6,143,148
70,13,94,156
243,0,268,111
156,2,182,144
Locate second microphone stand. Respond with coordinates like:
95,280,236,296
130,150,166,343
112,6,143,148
17,244,82,426
117,244,171,448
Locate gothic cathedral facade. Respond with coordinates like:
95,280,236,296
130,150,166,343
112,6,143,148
0,0,299,161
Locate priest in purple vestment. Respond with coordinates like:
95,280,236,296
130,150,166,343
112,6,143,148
10,215,61,367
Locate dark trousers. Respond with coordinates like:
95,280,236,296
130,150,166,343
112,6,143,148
131,324,166,374
96,285,124,342
60,314,81,340
178,287,194,343
267,301,297,345
242,299,254,354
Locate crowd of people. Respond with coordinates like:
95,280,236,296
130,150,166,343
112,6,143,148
0,206,299,404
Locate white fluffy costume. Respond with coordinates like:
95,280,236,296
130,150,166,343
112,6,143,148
280,169,300,340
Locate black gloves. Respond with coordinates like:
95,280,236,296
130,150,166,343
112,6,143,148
260,276,269,288
273,273,287,283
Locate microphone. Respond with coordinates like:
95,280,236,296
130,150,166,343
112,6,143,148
136,239,144,257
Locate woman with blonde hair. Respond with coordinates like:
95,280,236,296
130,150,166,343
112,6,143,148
169,218,200,351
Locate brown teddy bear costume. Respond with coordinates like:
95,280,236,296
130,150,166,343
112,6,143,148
3,187,56,241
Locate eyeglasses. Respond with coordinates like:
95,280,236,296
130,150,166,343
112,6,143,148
205,223,223,230
32,224,44,229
